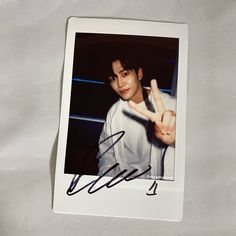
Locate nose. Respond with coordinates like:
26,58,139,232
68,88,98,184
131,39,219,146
117,76,125,88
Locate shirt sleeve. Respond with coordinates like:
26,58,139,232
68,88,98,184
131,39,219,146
160,92,176,112
97,106,121,177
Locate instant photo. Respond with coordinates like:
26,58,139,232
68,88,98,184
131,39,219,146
53,18,188,221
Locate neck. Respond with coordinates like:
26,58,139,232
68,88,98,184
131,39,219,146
130,86,147,104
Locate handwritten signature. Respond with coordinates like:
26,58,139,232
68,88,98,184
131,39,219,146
66,131,158,196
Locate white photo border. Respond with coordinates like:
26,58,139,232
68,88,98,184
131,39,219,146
53,17,188,221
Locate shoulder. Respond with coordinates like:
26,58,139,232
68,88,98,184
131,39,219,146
107,99,121,114
160,91,176,103
106,99,124,120
160,91,176,111
144,87,175,104
144,86,176,111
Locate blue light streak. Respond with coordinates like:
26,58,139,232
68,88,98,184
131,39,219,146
70,115,105,123
72,78,105,85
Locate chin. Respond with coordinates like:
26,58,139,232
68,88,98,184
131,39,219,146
120,97,130,101
120,94,132,101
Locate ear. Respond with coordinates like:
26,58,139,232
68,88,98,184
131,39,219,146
137,67,143,81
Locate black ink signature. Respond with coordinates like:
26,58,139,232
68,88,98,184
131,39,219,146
66,163,151,195
146,180,158,196
66,131,157,196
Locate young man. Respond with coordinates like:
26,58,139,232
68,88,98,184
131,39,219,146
97,55,176,180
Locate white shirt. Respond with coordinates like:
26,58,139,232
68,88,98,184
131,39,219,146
122,97,152,176
97,91,176,180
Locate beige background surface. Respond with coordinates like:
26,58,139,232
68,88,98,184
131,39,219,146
0,0,236,235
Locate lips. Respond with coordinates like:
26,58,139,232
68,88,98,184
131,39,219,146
119,88,130,94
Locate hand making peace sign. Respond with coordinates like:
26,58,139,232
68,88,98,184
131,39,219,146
128,79,176,145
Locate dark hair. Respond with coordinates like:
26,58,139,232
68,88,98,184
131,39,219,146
110,53,141,73
102,51,142,84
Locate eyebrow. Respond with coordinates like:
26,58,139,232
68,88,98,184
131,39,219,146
109,68,129,79
118,69,127,74
113,69,128,77
110,69,126,78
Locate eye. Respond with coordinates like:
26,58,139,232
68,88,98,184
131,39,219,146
121,70,129,78
108,75,117,83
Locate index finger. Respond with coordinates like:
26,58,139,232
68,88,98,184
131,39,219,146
151,79,165,114
128,100,159,123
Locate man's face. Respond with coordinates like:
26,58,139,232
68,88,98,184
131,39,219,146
109,60,143,103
